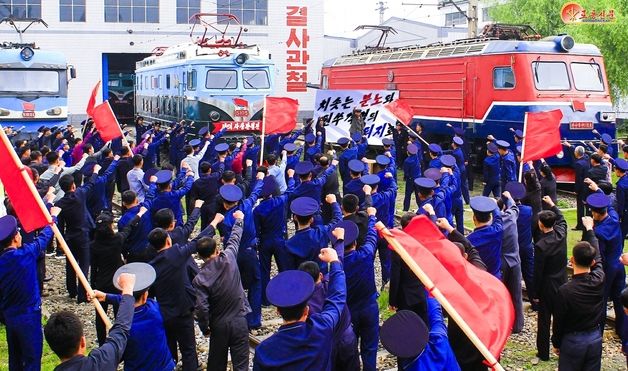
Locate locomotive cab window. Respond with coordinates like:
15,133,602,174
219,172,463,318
571,63,604,92
206,70,237,89
187,70,197,91
493,67,515,89
243,70,270,89
532,61,570,91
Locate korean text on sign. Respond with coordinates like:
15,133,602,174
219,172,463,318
286,6,309,92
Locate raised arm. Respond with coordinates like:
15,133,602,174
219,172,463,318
316,248,346,331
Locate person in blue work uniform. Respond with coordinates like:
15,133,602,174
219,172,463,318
441,154,463,231
403,143,421,211
496,140,517,190
90,263,175,371
150,167,194,227
342,209,380,371
451,136,470,204
353,132,369,160
380,298,461,371
613,158,628,238
483,142,501,197
374,153,397,233
338,137,358,184
290,159,338,206
467,196,503,279
343,159,368,205
415,177,446,219
382,138,397,166
427,143,443,169
284,142,302,180
286,195,342,270
212,142,230,172
142,132,168,170
0,209,59,371
254,172,296,306
82,156,120,219
587,192,626,339
304,133,322,163
253,250,346,371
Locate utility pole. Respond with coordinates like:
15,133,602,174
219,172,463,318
375,1,389,24
467,0,478,38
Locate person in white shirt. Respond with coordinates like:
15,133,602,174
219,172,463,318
181,139,210,180
267,150,288,193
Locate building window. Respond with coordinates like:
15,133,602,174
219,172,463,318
445,11,467,26
104,0,159,23
482,7,492,22
217,0,268,26
0,0,41,19
60,0,86,22
176,0,199,24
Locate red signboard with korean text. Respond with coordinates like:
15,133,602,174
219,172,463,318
286,6,309,92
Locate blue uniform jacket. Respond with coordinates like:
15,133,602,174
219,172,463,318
219,180,263,250
594,212,624,275
452,147,466,173
86,159,118,218
370,179,397,228
343,177,366,206
516,204,534,254
290,165,337,203
500,151,517,184
417,194,446,220
616,174,628,220
403,154,421,182
118,184,156,256
467,208,504,279
254,178,296,242
339,147,358,184
150,174,194,226
483,154,500,186
344,215,378,311
429,158,442,169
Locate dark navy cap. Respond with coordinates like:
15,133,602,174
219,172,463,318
155,170,173,184
348,159,365,173
453,127,465,136
113,263,156,292
81,161,97,176
470,196,496,213
0,215,18,241
586,193,610,209
329,220,359,246
198,126,209,136
615,158,628,172
189,139,201,147
424,168,442,181
143,168,158,184
294,161,314,175
505,181,526,200
428,143,442,153
407,143,418,155
360,174,380,186
601,133,612,145
487,143,498,153
496,140,510,149
414,177,436,189
453,137,464,146
376,155,391,166
266,270,315,308
284,142,297,152
514,130,524,139
215,143,229,152
305,133,316,143
380,309,429,359
351,132,362,142
337,137,350,146
440,154,456,167
290,197,320,216
382,138,394,146
220,184,243,202
260,175,278,198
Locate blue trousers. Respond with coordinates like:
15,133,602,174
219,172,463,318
377,237,391,286
403,180,415,211
482,182,501,197
461,169,470,204
452,198,465,234
502,262,524,333
5,310,42,371
519,243,534,297
350,301,379,371
558,329,602,371
238,247,262,329
259,238,290,306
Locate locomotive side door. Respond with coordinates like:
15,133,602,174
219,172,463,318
464,61,476,121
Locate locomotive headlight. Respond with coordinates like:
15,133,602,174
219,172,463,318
556,151,564,159
20,47,34,61
209,111,221,122
235,53,249,65
600,112,616,123
46,107,62,116
555,35,574,52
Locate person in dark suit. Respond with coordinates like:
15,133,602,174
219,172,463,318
319,156,341,224
587,153,608,186
564,143,590,230
115,146,134,194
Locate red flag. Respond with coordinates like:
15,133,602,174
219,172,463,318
86,81,101,116
522,109,564,162
211,122,224,134
263,97,299,134
383,99,414,125
0,130,52,232
394,215,514,359
91,101,124,141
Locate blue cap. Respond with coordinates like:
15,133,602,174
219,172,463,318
453,127,465,136
113,263,156,292
260,175,278,198
143,168,158,184
414,177,436,189
496,140,510,149
337,137,350,146
601,133,612,145
81,161,97,176
155,170,173,184
215,142,229,152
0,215,18,241
505,181,526,200
351,132,362,142
360,174,380,185
470,196,496,213
440,154,456,167
487,143,498,153
586,193,610,209
246,136,255,145
266,270,315,307
423,168,442,181
428,143,442,154
290,197,320,216
382,138,394,146
189,139,201,147
376,155,391,166
514,130,524,139
305,133,316,143
329,220,359,246
294,161,314,175
220,184,243,202
615,158,628,172
198,126,209,136
380,309,429,358
284,142,297,152
453,137,464,146
348,159,365,173
407,143,418,155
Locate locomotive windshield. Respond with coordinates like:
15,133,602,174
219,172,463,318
206,69,237,89
571,62,604,91
243,70,270,89
532,61,570,91
0,69,61,95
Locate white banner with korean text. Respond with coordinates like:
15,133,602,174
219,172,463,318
313,90,398,145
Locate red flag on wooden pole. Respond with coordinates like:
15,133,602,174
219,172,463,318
91,101,124,142
263,97,299,134
86,81,101,117
521,109,564,163
383,99,414,126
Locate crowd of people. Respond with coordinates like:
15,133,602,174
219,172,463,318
1,113,628,371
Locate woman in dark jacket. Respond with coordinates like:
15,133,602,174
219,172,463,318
538,159,558,204
522,166,543,242
90,207,146,345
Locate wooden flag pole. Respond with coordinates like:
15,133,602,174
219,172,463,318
375,221,505,371
402,123,430,147
259,96,267,166
518,113,529,183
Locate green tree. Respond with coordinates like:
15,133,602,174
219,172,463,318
487,0,628,102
